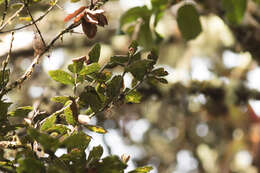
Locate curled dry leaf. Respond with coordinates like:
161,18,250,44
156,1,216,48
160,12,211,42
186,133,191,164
64,6,108,39
72,56,87,63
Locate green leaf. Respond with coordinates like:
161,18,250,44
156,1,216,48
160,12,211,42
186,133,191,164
62,132,91,151
64,101,77,125
68,61,84,74
151,68,168,76
46,124,69,135
40,114,57,132
126,60,153,81
125,90,142,103
128,40,139,54
106,75,123,100
151,0,168,10
79,63,100,75
222,0,247,25
70,0,80,2
49,70,74,85
17,157,45,173
84,125,107,134
137,22,155,49
177,4,202,40
97,156,127,173
87,145,103,164
89,43,101,63
27,128,60,152
80,86,103,112
51,96,70,104
128,166,153,173
9,106,33,117
155,77,168,84
120,6,151,27
110,55,129,65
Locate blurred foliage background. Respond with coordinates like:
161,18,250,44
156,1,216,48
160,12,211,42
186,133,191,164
1,0,260,172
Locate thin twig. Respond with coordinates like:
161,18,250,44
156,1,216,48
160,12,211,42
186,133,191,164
0,0,9,27
0,3,25,31
0,2,56,34
0,22,80,98
0,32,14,91
25,3,46,47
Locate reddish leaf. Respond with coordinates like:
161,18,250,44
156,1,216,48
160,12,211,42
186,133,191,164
64,6,86,22
74,13,86,23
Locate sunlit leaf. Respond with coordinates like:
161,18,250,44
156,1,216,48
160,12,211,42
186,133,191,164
64,101,77,125
128,166,153,173
79,63,100,75
125,90,142,103
84,125,107,134
49,70,74,85
51,96,70,104
40,114,57,131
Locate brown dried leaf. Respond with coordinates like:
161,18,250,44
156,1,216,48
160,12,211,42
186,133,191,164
82,18,97,39
96,14,108,27
85,13,99,24
74,13,86,23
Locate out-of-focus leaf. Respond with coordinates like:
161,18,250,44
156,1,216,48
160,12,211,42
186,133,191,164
51,96,70,104
27,128,60,152
125,90,142,103
87,145,103,164
17,157,45,173
64,101,76,125
97,155,127,173
126,60,153,80
80,86,103,112
137,22,154,49
0,69,10,86
40,114,57,132
177,4,202,40
62,132,91,151
128,166,153,173
79,63,100,75
89,43,101,63
84,125,107,134
49,70,74,85
70,0,80,2
151,0,168,10
222,0,247,25
128,40,139,54
9,106,33,117
19,17,32,21
0,101,12,119
120,6,151,27
110,55,129,65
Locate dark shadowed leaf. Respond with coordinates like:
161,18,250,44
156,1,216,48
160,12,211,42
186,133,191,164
87,145,103,164
17,157,45,173
9,106,33,117
177,4,202,40
62,132,91,151
126,60,153,80
97,155,127,173
89,43,101,63
80,86,103,112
